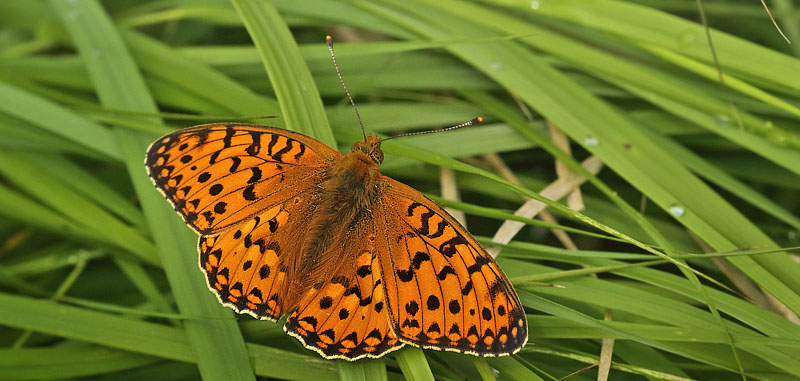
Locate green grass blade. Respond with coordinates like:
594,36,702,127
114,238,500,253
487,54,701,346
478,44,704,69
230,0,335,144
395,347,434,381
338,359,388,381
48,0,256,379
0,81,120,160
0,291,339,380
0,346,159,380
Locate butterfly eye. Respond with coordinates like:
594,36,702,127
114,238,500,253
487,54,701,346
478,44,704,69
370,150,384,164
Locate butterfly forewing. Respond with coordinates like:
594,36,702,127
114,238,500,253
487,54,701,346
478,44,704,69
376,178,528,356
146,123,339,321
145,123,339,235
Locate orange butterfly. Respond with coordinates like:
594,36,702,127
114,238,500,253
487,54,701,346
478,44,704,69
146,124,527,359
145,39,526,361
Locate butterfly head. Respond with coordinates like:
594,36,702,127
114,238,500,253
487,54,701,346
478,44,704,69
350,134,384,164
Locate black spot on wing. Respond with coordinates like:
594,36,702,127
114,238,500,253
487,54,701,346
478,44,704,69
209,184,223,195
229,157,242,173
428,220,447,239
412,252,430,269
439,235,468,258
426,295,440,311
467,256,489,274
397,267,414,282
248,167,262,183
223,127,235,148
294,141,306,160
273,138,294,162
300,316,318,329
209,151,221,165
319,296,333,309
243,185,257,201
344,286,361,299
356,265,371,278
489,280,504,298
405,301,419,316
266,134,279,157
418,210,435,235
245,131,261,155
461,280,473,296
448,300,461,314
259,264,271,279
436,266,456,280
406,202,424,217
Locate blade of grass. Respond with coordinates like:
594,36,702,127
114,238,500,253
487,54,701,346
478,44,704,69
0,291,339,380
0,149,157,264
0,81,120,160
338,360,388,381
0,345,159,380
230,0,334,144
0,184,105,244
49,1,256,379
395,347,434,381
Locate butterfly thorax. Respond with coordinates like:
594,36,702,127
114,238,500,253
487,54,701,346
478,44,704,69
283,135,385,310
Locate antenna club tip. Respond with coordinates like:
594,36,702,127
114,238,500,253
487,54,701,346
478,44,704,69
326,35,332,41
475,116,484,123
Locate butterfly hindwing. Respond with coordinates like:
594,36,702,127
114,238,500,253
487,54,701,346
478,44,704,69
146,123,340,235
284,249,403,360
198,192,309,321
376,178,528,356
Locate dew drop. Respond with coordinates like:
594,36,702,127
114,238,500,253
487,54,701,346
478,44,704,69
668,204,685,218
489,61,502,71
530,0,540,10
766,130,788,146
583,136,599,147
714,114,731,128
678,30,696,48
65,9,79,20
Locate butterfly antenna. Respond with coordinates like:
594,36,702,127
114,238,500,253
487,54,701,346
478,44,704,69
326,35,367,141
380,117,484,142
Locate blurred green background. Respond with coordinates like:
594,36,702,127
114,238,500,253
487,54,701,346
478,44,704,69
1,0,799,380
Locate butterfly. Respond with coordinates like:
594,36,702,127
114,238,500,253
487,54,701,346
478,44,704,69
145,122,528,360
145,34,526,360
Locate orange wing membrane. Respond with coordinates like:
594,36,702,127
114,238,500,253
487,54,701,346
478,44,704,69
284,248,403,360
146,123,339,235
376,178,528,356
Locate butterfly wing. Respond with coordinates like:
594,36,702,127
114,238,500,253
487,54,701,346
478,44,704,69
375,177,528,356
146,123,341,320
145,123,340,235
199,188,317,321
284,239,403,360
